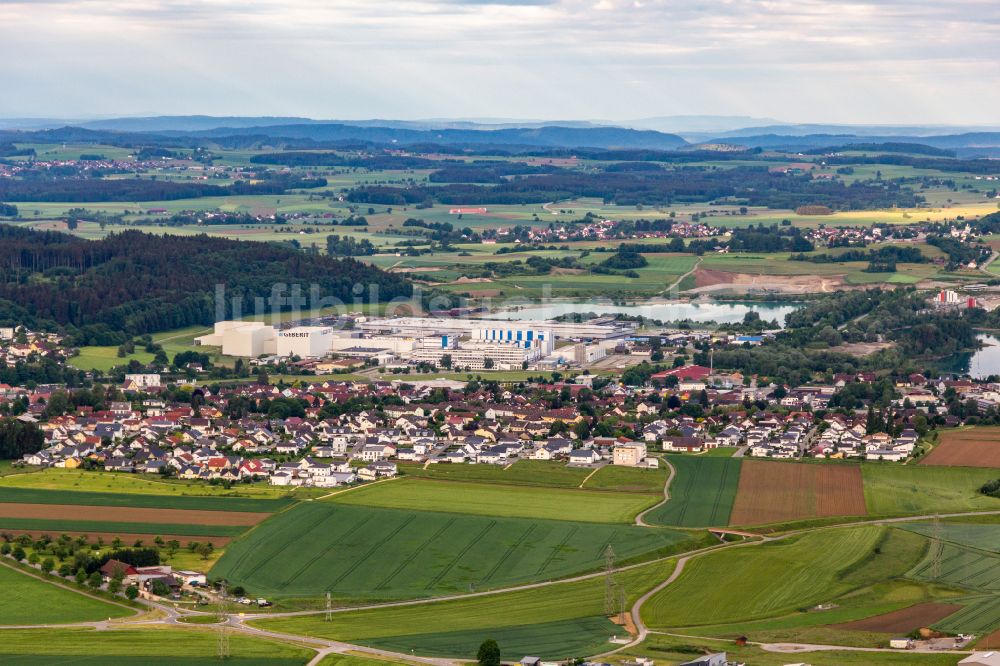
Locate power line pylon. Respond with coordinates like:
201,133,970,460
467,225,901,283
604,544,616,617
932,513,942,581
217,582,231,660
325,591,332,622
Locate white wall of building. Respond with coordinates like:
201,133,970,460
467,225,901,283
276,327,335,358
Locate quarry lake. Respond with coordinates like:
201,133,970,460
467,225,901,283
489,300,801,326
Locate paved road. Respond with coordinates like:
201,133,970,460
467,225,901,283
634,457,675,527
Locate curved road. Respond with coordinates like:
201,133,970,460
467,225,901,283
634,457,675,527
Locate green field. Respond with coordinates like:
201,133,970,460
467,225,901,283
0,485,293,512
397,460,590,488
0,627,312,664
329,478,657,523
0,563,132,625
934,595,1000,635
908,540,1000,593
643,526,900,628
900,522,1000,553
0,517,245,537
642,456,742,527
0,467,316,499
252,558,674,658
211,502,696,600
620,632,963,666
862,464,1000,515
580,464,667,494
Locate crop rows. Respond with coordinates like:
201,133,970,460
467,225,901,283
211,502,692,599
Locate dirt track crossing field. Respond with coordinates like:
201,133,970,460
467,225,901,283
921,428,1000,468
0,503,268,526
728,461,867,526
830,602,963,633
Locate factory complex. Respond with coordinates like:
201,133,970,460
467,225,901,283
194,315,633,371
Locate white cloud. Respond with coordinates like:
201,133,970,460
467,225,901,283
0,0,996,123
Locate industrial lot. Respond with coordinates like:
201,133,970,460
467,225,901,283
195,315,635,371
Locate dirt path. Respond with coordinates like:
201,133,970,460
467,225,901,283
577,465,601,488
663,257,702,295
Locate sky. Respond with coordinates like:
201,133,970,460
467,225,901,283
0,0,998,125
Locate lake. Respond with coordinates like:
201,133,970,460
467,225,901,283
947,333,1000,379
488,300,800,326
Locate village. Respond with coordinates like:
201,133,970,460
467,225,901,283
6,358,960,489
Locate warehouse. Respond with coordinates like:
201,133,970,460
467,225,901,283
276,326,335,358
358,317,630,341
195,321,276,357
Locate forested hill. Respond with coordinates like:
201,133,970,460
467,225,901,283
0,225,411,345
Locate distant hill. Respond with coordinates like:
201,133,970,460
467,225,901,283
177,123,690,150
77,115,319,132
703,132,1000,157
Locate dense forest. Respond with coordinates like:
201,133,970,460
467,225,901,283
0,225,410,345
0,173,327,203
345,167,921,210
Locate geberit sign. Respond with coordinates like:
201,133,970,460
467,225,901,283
280,333,311,338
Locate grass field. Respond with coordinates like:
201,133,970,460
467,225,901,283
0,485,294,512
397,460,591,488
328,478,657,523
210,502,695,600
0,516,246,537
620,632,963,665
0,562,131,625
862,464,1000,515
252,558,674,658
0,627,313,664
642,526,898,628
641,456,741,527
580,464,667,493
0,468,315,500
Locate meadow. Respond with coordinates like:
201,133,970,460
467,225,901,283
0,562,131,625
579,464,668,494
861,464,1000,515
0,484,294,512
210,502,696,600
0,627,313,665
397,460,591,488
641,456,741,527
328,478,657,523
0,467,316,500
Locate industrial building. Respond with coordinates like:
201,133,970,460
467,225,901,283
276,327,336,358
195,321,276,358
475,327,554,355
406,340,541,371
357,316,633,341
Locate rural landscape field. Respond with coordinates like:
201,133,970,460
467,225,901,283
3,0,1000,662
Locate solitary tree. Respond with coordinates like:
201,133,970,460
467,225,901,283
477,639,500,666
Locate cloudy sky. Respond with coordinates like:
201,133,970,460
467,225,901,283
0,0,998,125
